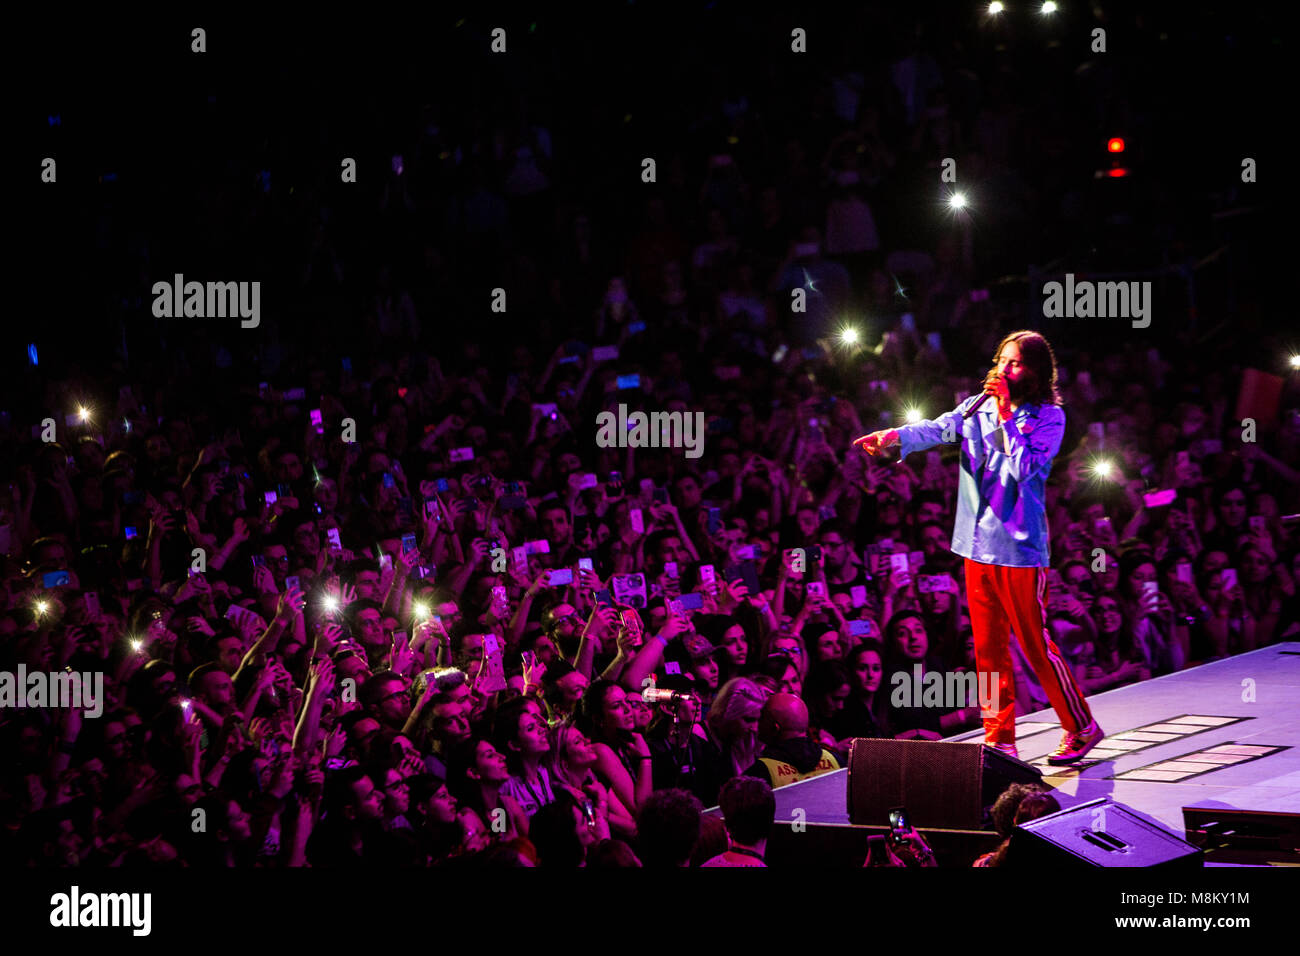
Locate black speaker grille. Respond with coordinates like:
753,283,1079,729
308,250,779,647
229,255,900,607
848,739,986,829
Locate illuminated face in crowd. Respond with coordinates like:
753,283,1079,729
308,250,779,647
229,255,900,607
690,654,719,690
1125,562,1156,600
373,678,409,729
560,727,598,769
1095,597,1122,634
514,710,551,758
459,634,487,682
1216,489,1247,529
530,635,558,665
852,650,883,695
350,776,386,821
820,533,850,571
356,607,385,654
916,501,944,526
215,636,244,674
540,507,571,548
892,616,929,662
720,625,748,667
469,741,511,786
599,685,637,734
547,604,581,645
814,630,842,662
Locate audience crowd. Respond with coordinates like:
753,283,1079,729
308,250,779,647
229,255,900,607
4,10,1294,867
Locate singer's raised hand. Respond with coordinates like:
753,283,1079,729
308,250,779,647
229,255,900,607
853,429,899,457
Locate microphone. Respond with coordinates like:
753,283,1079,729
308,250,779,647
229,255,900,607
642,687,696,704
962,392,992,421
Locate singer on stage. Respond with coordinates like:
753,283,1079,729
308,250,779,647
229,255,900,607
853,330,1103,763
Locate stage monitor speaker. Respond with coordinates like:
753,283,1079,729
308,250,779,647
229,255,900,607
846,738,1042,830
1010,797,1203,867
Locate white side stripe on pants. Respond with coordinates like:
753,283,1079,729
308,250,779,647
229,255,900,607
1035,568,1091,729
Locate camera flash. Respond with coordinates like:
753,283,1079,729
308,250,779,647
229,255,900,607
1093,460,1114,478
1289,355,1300,369
322,595,339,613
905,408,923,424
988,1,1004,12
413,602,431,621
1040,0,1058,12
948,192,967,210
839,327,860,345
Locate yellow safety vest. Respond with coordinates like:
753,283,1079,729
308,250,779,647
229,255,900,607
758,750,840,788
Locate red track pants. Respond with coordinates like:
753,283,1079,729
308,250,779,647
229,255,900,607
963,558,1094,744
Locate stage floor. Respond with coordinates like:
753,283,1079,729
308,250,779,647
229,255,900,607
771,642,1300,840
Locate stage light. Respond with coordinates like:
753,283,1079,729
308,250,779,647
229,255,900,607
1107,137,1125,153
1041,1,1058,13
988,1,1004,13
949,192,967,210
840,327,860,345
905,408,923,424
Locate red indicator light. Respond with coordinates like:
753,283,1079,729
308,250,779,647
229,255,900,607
1107,137,1125,153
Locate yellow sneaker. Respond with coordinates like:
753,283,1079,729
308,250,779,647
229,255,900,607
1046,721,1104,765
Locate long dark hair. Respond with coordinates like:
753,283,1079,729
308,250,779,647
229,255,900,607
989,330,1062,406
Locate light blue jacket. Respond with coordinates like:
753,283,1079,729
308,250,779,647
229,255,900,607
896,395,1065,568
